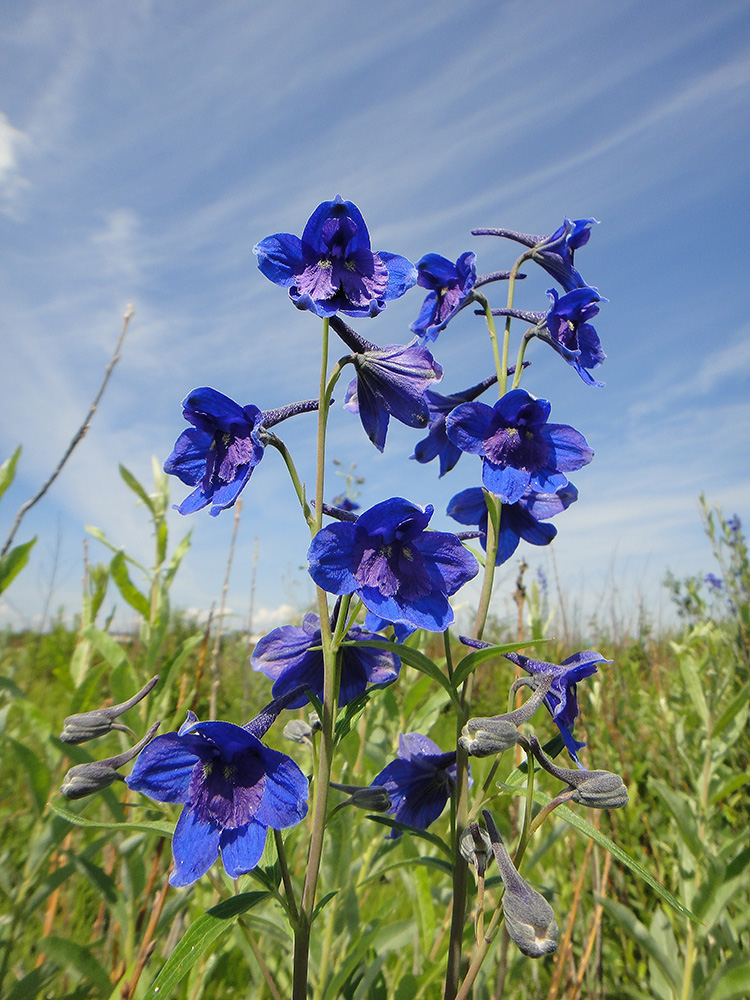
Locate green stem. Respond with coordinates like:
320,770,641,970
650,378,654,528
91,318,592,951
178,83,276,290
476,293,506,395
292,318,340,1000
265,435,315,528
444,497,501,999
511,330,534,390
273,829,299,927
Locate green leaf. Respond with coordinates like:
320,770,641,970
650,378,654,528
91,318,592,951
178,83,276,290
4,962,59,1000
543,792,698,922
144,891,270,997
651,779,703,860
451,637,550,689
110,550,150,617
713,681,750,740
82,625,129,672
0,536,36,594
708,960,750,1000
5,735,51,813
50,800,174,838
597,898,682,993
0,445,21,503
42,935,113,996
119,463,155,514
366,815,453,860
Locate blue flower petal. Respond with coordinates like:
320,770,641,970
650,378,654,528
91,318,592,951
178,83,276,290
170,807,222,886
253,233,304,287
220,822,268,878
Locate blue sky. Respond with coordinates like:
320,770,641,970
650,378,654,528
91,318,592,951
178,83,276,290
1,0,749,636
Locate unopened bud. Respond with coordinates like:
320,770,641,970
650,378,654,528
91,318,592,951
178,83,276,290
283,719,313,744
459,822,493,876
483,810,558,958
524,734,628,809
460,674,552,758
330,781,392,811
60,676,159,744
60,721,160,799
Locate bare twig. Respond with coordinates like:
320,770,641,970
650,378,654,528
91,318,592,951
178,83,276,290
1,305,134,558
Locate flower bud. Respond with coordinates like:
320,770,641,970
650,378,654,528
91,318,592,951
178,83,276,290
483,810,558,958
524,734,628,809
460,674,552,758
59,676,159,744
459,822,493,876
60,721,160,800
330,781,392,812
283,719,314,744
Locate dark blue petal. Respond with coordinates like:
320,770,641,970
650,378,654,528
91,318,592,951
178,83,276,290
253,233,304,287
170,806,222,886
253,746,309,828
126,732,200,803
220,822,268,878
379,252,418,300
307,521,361,595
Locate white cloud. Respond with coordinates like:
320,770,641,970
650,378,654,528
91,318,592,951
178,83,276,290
0,111,30,214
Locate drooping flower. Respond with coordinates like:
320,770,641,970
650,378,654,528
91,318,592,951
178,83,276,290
164,388,317,516
253,196,416,318
410,251,477,342
542,287,606,386
126,694,308,886
503,649,611,763
307,497,479,632
330,316,443,451
370,732,458,836
446,483,578,565
251,611,401,708
446,388,593,504
472,217,597,292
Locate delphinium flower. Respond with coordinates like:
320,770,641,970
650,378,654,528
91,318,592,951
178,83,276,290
410,251,477,342
329,316,443,451
253,196,416,318
251,610,401,708
502,648,611,762
126,692,309,886
307,497,479,632
490,286,606,386
472,217,597,292
447,482,578,565
164,387,318,516
445,388,593,504
483,810,559,958
370,733,458,837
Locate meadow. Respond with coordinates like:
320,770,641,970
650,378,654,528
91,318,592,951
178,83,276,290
1,465,748,1000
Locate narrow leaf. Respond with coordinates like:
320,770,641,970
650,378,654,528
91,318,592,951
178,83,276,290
50,801,174,838
451,636,550,688
0,537,36,594
110,550,150,617
0,446,21,502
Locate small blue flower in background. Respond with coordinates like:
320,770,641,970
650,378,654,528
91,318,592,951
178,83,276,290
705,573,723,592
164,387,266,516
371,732,458,836
252,611,401,708
447,483,578,565
331,494,360,513
542,287,606,386
253,196,416,318
503,649,611,763
446,388,593,504
410,251,477,342
307,497,479,633
126,695,308,886
472,218,597,292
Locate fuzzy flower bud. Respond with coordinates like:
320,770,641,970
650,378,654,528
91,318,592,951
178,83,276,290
60,722,160,799
524,734,629,809
459,675,552,757
59,676,159,744
483,810,558,958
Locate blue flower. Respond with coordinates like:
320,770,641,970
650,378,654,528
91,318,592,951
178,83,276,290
330,316,443,451
446,388,593,504
542,287,606,386
164,387,266,516
126,696,308,886
331,494,360,513
253,196,416,318
447,483,578,565
502,649,611,763
472,218,597,292
410,251,477,342
164,389,318,516
252,611,400,708
307,497,479,632
371,733,458,836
